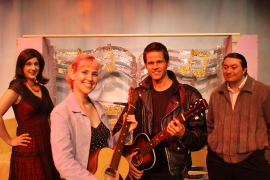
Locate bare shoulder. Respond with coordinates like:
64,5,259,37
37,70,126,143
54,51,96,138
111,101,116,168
0,89,20,115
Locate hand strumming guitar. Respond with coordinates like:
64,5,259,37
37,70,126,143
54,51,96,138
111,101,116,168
126,151,144,179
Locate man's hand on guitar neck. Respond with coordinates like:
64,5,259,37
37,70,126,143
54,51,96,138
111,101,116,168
167,118,186,138
126,151,144,179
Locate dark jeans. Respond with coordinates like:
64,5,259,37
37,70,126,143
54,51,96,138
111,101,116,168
207,148,270,180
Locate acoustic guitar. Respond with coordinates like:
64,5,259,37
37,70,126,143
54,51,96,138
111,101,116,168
123,99,208,174
87,87,138,180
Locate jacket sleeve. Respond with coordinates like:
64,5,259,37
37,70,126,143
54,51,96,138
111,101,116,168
263,90,270,162
50,106,98,180
206,93,214,135
179,85,208,151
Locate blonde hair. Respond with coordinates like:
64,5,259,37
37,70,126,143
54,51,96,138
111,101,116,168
66,55,102,89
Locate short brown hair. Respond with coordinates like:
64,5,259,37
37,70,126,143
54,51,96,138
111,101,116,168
143,42,169,64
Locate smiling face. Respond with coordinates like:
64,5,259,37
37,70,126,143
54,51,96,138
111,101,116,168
23,57,39,83
145,51,170,83
71,60,99,97
222,57,247,87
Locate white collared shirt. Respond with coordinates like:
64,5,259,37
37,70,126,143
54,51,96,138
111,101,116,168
227,76,247,110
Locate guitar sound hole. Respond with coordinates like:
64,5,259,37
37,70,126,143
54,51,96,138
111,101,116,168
132,151,143,166
105,167,116,178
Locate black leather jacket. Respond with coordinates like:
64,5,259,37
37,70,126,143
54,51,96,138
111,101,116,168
114,70,207,177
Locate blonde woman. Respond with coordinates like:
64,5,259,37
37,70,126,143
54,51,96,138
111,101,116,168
50,55,137,180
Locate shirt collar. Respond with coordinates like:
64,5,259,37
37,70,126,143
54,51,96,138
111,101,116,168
227,76,248,93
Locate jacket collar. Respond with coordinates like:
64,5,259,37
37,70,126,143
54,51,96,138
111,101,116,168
65,91,94,115
219,74,254,94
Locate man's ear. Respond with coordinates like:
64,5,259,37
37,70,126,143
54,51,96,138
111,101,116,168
243,67,247,75
167,61,170,67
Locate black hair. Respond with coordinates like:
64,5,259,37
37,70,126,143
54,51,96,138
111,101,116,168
223,52,248,76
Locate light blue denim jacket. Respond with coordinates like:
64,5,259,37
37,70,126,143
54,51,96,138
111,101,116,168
50,92,127,180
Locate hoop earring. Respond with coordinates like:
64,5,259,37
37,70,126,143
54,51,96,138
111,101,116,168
34,78,39,84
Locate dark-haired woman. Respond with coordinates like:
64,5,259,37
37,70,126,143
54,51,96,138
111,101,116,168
0,49,60,180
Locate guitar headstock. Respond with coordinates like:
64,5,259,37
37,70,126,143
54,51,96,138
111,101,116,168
127,87,139,115
183,99,209,121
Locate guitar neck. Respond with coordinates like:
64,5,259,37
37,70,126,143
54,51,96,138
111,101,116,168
138,99,208,157
139,114,185,157
110,104,135,171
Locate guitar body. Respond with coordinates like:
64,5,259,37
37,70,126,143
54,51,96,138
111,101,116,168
88,88,141,180
123,133,156,171
123,99,208,180
88,147,129,180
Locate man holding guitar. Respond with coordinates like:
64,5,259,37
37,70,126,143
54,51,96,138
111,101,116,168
113,42,207,180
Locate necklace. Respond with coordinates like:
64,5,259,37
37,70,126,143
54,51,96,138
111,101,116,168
26,82,40,92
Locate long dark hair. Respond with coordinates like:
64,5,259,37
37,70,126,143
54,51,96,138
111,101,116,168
15,48,49,84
